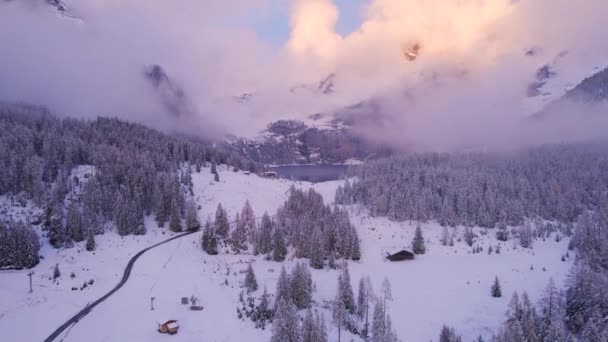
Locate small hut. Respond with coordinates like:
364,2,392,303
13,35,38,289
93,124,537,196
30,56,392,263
386,250,415,262
158,320,179,335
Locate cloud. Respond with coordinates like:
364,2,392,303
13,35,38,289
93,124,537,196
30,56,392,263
1,0,607,148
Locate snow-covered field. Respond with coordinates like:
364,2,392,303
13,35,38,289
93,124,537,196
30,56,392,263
0,165,573,342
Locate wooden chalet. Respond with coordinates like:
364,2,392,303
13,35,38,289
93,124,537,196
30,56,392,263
386,250,415,262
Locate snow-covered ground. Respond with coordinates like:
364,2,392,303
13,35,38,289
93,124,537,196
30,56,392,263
0,165,573,342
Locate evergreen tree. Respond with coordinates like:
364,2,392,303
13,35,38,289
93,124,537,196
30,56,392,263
492,276,502,298
339,262,356,314
201,220,218,255
290,262,313,309
351,228,361,261
85,229,96,252
309,227,324,269
271,299,300,342
275,266,292,310
257,212,273,255
48,203,68,248
241,200,256,243
244,263,258,293
273,226,287,262
214,203,230,238
301,308,316,342
371,302,386,342
381,277,393,315
169,198,182,232
66,202,84,242
412,223,426,254
185,198,200,231
211,161,217,175
231,213,247,252
332,279,348,342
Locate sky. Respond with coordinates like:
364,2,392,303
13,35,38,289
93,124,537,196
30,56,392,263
250,0,367,48
1,0,607,150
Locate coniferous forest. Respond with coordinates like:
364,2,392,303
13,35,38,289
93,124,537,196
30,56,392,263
0,106,255,269
336,143,608,340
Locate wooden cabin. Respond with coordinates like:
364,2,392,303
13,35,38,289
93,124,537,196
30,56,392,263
386,250,415,262
158,320,179,335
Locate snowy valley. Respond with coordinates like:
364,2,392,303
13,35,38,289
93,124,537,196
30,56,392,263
0,164,577,341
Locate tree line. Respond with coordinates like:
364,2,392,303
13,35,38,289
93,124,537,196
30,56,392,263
336,142,608,228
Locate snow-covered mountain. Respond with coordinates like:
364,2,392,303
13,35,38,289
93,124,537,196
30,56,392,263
230,118,393,165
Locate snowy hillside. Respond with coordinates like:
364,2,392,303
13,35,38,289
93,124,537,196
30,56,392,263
0,165,573,341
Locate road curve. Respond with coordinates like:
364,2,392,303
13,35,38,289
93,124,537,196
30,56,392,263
44,231,198,342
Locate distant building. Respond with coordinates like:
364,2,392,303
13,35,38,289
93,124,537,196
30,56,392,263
386,250,415,261
262,171,278,179
158,320,179,335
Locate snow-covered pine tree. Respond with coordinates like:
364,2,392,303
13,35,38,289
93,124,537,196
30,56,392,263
85,229,96,252
339,262,356,314
273,226,287,262
309,227,324,269
201,220,218,255
381,277,393,315
271,298,300,342
301,308,316,342
357,276,367,320
371,302,386,342
332,279,348,342
316,311,328,342
48,203,68,248
185,198,200,231
231,212,247,252
412,223,426,254
257,212,273,255
214,203,229,238
492,276,502,298
351,227,361,261
244,263,258,293
241,200,256,244
275,266,292,310
169,198,182,232
290,262,312,309
67,202,85,242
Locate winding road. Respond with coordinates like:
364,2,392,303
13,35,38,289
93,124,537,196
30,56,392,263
44,231,198,342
